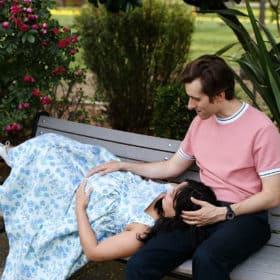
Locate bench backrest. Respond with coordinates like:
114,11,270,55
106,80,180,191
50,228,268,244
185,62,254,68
35,115,280,247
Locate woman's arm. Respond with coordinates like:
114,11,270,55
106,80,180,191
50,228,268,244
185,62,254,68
76,180,147,261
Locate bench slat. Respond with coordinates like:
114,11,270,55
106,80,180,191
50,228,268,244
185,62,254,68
269,214,280,233
270,206,280,216
37,116,180,152
231,245,280,280
36,128,176,162
174,245,280,280
269,233,280,247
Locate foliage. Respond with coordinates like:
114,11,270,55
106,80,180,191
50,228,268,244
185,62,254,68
152,82,195,140
218,0,280,127
88,0,142,12
178,0,280,127
101,0,248,49
0,0,87,139
182,0,241,10
76,0,193,133
269,0,280,34
88,0,243,13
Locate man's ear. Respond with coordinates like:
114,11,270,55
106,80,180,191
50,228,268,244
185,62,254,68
214,91,226,103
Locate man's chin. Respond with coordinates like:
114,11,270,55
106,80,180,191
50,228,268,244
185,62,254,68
197,112,210,120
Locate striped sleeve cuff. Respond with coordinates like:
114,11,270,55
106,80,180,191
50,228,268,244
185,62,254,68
259,168,280,178
178,147,195,160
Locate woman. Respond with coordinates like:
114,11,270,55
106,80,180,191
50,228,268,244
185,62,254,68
0,133,216,280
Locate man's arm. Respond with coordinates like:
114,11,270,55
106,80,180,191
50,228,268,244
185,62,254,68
87,151,195,180
232,174,280,215
182,174,280,227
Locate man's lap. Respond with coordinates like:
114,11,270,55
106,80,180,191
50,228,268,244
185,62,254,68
196,210,270,270
126,211,270,279
126,229,194,279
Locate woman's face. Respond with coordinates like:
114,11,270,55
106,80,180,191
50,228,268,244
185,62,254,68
162,188,177,217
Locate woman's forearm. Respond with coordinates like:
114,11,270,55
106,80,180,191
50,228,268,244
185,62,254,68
76,207,98,259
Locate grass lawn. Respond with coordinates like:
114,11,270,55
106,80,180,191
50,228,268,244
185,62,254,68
190,20,239,60
51,6,279,66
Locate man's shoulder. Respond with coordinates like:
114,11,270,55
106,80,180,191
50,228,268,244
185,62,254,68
246,105,276,129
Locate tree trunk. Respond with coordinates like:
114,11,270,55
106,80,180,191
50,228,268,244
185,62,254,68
259,0,266,26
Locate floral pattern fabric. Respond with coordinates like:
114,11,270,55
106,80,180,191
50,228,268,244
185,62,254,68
0,133,172,280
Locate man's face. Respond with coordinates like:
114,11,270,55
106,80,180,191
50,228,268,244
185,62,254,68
185,79,218,120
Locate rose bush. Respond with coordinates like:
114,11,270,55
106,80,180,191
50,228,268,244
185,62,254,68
0,0,87,138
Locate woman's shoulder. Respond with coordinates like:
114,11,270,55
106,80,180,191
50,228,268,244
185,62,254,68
125,222,150,232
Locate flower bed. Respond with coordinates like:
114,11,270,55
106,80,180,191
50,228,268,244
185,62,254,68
0,0,86,138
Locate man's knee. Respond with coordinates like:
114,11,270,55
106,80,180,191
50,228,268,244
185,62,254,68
125,254,150,280
193,246,213,268
192,246,230,280
126,255,139,277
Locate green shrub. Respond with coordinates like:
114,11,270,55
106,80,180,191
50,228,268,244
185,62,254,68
152,82,196,140
76,0,193,133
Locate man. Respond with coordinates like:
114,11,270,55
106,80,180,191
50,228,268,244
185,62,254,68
88,55,280,280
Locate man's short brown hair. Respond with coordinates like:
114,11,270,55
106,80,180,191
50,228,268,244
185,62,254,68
180,55,235,101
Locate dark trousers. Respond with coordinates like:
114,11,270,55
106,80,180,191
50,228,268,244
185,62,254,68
126,211,270,280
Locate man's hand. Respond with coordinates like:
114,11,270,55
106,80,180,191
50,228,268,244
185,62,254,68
76,179,93,210
87,160,124,177
181,197,227,227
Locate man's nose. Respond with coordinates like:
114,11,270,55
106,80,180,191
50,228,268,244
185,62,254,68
188,98,195,110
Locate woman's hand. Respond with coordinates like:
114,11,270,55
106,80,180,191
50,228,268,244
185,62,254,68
87,160,124,177
76,179,93,210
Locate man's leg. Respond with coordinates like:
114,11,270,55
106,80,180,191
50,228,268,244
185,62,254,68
126,229,194,280
192,211,270,280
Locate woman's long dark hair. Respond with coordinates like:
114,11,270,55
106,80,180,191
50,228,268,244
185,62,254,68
138,180,217,246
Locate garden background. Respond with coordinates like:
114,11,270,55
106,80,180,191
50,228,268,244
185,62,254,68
1,0,280,279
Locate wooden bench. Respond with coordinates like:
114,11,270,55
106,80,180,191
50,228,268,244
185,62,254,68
34,114,280,280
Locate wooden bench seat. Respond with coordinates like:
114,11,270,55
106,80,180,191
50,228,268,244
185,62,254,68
34,115,280,280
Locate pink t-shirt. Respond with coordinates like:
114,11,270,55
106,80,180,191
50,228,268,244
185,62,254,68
179,103,280,203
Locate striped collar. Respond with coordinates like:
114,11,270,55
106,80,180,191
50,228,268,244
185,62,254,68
215,102,249,124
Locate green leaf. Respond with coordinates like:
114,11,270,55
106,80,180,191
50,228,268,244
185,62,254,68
21,33,28,43
233,72,261,110
27,34,35,43
28,29,39,35
267,66,280,117
215,42,238,56
202,8,247,17
227,0,280,126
